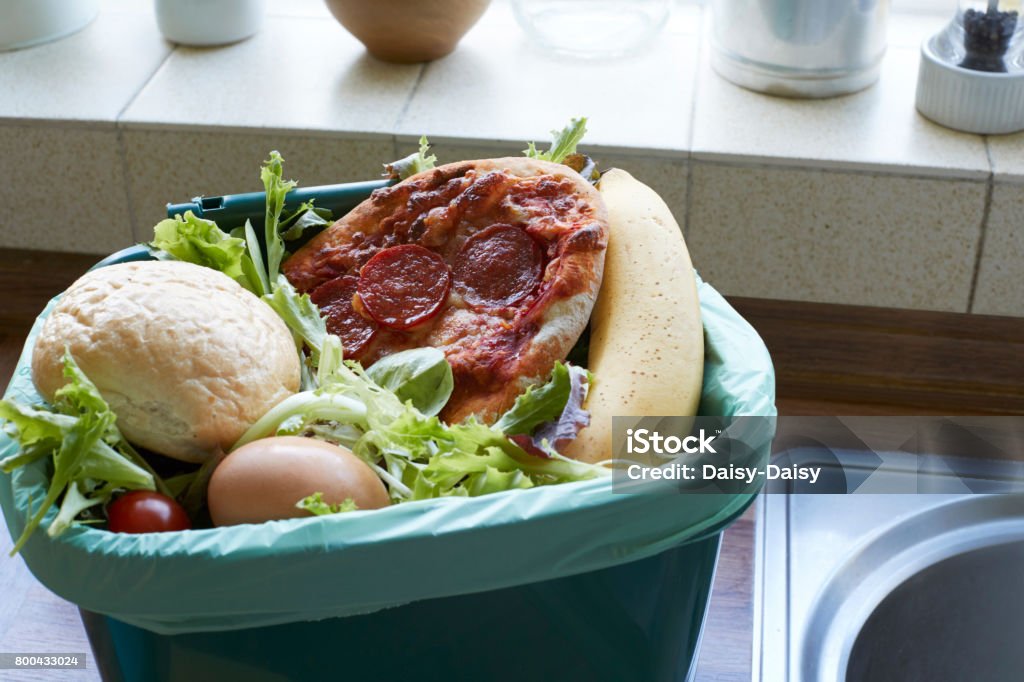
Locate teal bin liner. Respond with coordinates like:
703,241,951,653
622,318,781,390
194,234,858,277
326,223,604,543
1,247,775,680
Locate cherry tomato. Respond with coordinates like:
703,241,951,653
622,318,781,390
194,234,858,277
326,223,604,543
106,491,191,534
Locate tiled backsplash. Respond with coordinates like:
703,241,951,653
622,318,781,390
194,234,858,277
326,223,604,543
1,0,1020,317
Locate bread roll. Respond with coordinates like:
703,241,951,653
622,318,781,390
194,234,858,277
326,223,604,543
564,169,704,464
32,261,300,463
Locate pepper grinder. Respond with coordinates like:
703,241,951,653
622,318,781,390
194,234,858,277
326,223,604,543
916,0,1024,134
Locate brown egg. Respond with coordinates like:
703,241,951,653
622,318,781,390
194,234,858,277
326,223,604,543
208,436,389,526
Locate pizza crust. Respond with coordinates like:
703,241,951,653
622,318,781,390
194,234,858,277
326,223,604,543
284,157,608,424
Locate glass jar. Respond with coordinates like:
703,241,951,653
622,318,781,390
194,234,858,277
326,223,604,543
510,0,671,59
944,0,1024,72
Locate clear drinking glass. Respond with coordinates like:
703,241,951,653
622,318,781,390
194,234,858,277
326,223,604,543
510,0,671,59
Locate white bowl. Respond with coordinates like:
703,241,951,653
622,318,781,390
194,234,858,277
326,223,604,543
0,0,100,51
916,34,1024,135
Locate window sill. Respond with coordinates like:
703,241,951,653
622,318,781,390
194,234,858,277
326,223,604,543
0,0,1021,316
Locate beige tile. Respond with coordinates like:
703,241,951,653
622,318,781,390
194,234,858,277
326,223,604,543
887,12,950,49
266,0,331,19
987,133,1024,185
393,140,524,165
687,163,985,311
0,125,132,254
972,183,1024,317
123,129,394,240
692,38,989,178
667,2,703,35
393,141,689,228
397,1,701,153
120,16,421,137
0,10,170,124
595,153,689,230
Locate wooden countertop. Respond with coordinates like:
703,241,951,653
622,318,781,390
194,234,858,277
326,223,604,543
1,247,1021,681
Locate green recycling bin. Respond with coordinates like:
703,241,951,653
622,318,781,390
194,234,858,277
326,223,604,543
0,181,775,682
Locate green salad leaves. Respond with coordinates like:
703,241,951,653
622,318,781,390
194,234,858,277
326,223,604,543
365,347,453,417
0,354,159,554
384,135,437,180
261,151,297,288
296,492,358,516
152,211,250,289
233,350,605,503
524,117,588,165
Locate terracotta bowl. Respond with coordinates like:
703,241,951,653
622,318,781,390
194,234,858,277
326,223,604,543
325,0,491,63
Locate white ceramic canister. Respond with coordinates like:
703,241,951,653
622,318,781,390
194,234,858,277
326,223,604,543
155,0,267,47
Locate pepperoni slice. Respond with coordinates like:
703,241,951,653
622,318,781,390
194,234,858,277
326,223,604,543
453,224,543,309
357,244,451,330
310,275,378,358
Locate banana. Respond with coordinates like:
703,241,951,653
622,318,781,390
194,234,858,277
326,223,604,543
565,169,704,464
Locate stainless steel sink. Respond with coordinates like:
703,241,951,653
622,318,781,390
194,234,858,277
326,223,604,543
754,450,1024,682
846,538,1024,681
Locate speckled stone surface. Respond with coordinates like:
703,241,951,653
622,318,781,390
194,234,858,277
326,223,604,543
686,162,985,312
393,140,524,166
396,1,701,153
0,1,1018,316
123,129,395,241
987,133,1024,185
972,183,1024,316
593,154,689,233
0,3,170,124
0,125,132,254
692,40,990,179
120,16,421,137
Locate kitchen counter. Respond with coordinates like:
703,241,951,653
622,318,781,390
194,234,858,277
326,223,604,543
0,1,1022,316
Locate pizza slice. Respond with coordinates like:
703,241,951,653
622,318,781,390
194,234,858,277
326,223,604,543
283,156,608,425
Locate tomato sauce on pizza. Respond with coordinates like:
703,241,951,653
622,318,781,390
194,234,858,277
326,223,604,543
284,157,608,424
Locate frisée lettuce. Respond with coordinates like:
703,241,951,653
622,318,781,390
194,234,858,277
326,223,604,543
524,117,588,165
232,346,606,502
384,135,437,180
0,353,161,554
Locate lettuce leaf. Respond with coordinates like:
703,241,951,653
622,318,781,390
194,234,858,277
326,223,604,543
264,275,328,361
151,211,255,293
524,118,588,165
506,365,591,458
279,200,332,242
235,346,608,503
494,362,575,435
296,492,358,516
1,353,157,554
384,135,437,180
365,348,453,417
261,151,297,288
